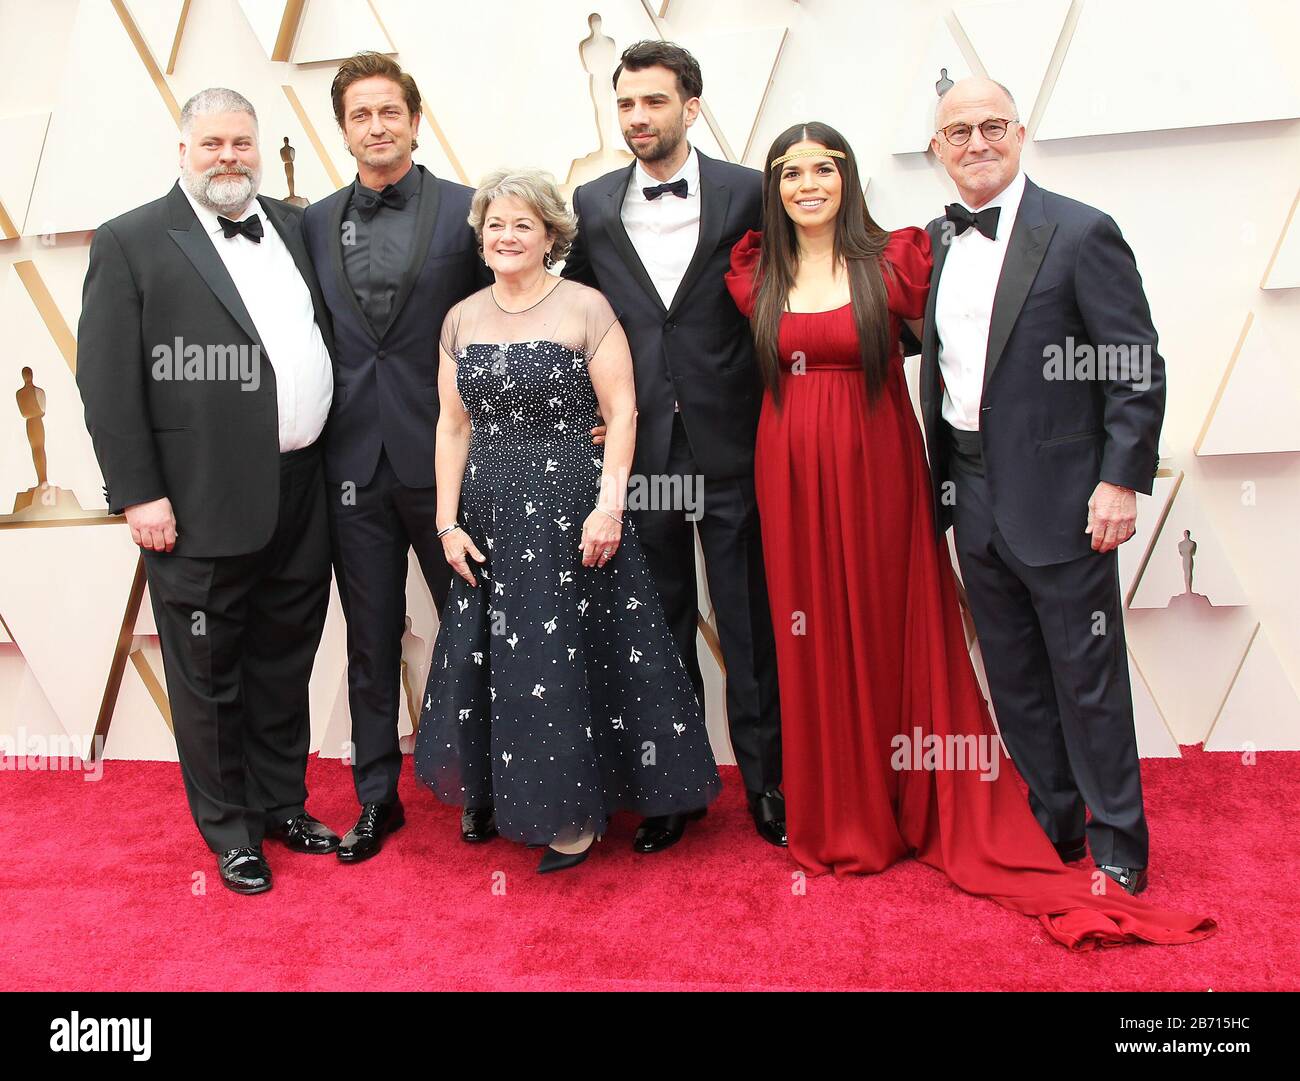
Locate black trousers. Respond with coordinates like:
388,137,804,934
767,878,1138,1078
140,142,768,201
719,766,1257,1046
328,446,451,805
144,443,331,853
945,427,1149,868
633,413,782,796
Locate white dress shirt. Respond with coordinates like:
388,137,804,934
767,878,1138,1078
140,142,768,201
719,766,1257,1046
622,144,702,308
621,145,701,413
933,169,1027,431
182,187,333,451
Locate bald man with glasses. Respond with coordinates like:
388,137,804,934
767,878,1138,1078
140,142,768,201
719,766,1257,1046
918,77,1166,896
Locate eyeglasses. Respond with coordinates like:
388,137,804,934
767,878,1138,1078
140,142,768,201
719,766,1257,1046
935,118,1017,146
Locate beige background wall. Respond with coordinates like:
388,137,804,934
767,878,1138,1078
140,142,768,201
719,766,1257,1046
2,0,1298,768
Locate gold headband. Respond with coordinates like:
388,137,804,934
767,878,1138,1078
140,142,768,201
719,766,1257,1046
770,147,846,170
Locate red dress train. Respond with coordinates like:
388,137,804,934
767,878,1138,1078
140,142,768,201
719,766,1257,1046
725,228,1216,950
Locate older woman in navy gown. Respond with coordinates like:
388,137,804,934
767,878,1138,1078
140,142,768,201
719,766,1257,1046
415,169,720,872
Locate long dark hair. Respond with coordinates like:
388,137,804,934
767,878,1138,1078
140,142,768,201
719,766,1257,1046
749,122,893,407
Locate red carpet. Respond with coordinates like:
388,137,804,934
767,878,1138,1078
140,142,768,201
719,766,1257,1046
1,746,1294,991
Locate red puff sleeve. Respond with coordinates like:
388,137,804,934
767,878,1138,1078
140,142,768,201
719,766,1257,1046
882,225,933,321
725,229,763,318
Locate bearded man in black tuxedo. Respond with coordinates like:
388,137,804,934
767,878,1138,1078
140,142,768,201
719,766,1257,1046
78,88,340,894
563,41,785,851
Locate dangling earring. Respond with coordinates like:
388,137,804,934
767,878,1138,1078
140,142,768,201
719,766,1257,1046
543,249,555,270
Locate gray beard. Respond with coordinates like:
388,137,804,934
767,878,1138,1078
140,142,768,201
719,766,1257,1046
181,163,260,216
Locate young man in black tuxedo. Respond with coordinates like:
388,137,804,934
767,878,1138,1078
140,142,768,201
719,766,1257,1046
563,41,785,851
78,89,340,894
921,78,1166,895
302,53,491,861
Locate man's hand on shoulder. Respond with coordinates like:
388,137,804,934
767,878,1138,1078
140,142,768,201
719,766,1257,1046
1085,481,1135,553
125,497,178,553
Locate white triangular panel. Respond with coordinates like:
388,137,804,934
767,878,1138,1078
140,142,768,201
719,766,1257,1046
953,0,1070,119
676,27,785,159
317,662,354,762
0,646,64,745
0,523,140,745
1119,472,1178,604
291,0,393,64
25,1,178,235
122,0,189,74
1037,0,1300,141
18,243,90,343
136,582,159,637
102,646,178,761
1197,314,1300,456
309,576,351,756
237,0,295,60
1129,476,1248,609
1206,625,1300,751
1129,648,1180,758
0,113,49,236
892,19,974,155
1261,189,1300,290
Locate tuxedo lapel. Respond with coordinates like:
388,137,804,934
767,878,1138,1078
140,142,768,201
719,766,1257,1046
667,151,728,320
326,185,377,342
983,178,1055,392
921,217,951,372
602,164,667,316
381,164,442,340
165,183,263,349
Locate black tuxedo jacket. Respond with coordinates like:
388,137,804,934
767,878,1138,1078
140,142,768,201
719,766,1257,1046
302,165,488,489
921,176,1166,567
76,183,335,558
562,150,763,480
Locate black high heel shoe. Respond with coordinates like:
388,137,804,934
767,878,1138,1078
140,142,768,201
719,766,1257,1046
537,829,601,874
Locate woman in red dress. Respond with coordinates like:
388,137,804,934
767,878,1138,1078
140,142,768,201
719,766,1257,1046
725,122,1215,950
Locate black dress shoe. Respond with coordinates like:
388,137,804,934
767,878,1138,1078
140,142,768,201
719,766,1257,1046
266,812,340,854
337,800,405,864
461,805,498,843
1053,836,1087,863
1098,864,1148,895
747,788,787,847
218,847,272,894
632,809,706,853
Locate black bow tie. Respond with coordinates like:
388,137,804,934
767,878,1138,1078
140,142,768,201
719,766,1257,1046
217,213,263,243
643,178,688,201
944,203,1001,240
353,183,407,221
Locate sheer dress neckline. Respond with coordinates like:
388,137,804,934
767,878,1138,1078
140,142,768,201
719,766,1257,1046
489,275,568,315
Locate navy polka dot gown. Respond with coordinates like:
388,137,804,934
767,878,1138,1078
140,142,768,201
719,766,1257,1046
415,280,721,847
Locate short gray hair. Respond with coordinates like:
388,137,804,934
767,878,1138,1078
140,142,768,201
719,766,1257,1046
180,88,258,137
468,168,577,263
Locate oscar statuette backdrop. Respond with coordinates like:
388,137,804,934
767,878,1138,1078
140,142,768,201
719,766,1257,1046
2,0,1299,768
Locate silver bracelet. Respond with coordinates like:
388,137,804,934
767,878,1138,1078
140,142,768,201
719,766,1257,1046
596,507,623,526
436,522,462,538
